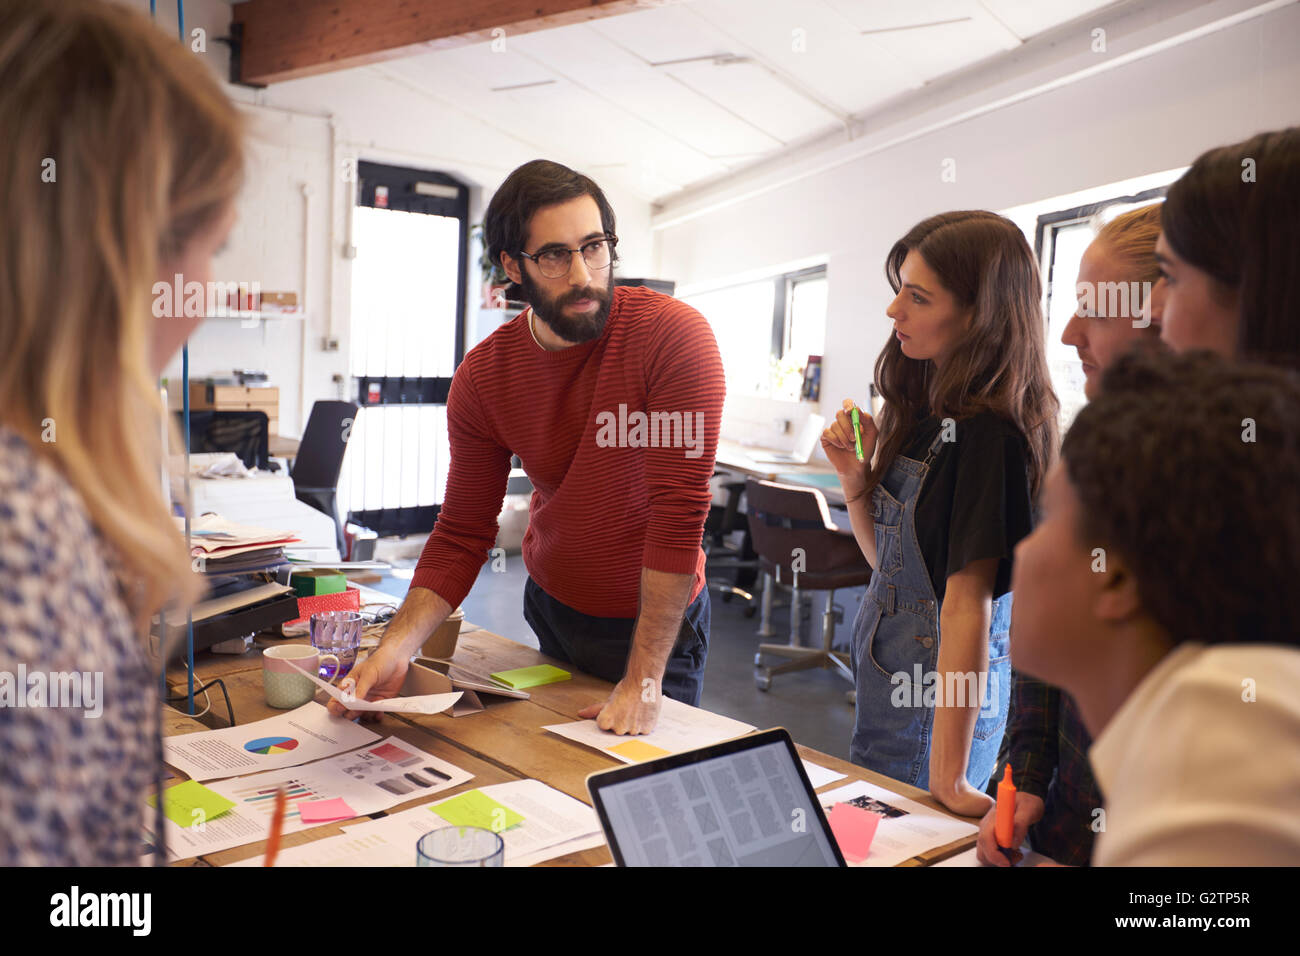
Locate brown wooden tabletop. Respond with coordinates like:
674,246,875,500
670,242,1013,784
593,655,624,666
161,617,977,867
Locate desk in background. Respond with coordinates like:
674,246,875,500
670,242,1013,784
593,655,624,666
715,439,845,505
713,442,855,638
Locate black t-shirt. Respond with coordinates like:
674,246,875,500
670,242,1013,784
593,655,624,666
897,411,1035,604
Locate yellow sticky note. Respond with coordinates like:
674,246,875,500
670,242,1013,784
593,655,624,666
146,779,235,829
429,790,524,833
607,739,672,762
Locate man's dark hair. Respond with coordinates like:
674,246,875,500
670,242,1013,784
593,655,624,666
484,159,619,302
1162,126,1300,368
1062,348,1300,647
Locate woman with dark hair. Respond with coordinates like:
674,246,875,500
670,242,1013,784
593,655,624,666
1151,126,1300,366
822,211,1058,816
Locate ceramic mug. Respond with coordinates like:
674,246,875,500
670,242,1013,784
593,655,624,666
263,644,339,709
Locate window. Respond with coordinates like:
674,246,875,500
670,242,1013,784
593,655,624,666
683,265,828,401
340,161,468,537
785,271,827,364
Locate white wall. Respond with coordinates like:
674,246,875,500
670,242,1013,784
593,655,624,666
652,2,1300,451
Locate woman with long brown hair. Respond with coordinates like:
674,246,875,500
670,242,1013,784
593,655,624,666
0,0,243,864
823,210,1058,816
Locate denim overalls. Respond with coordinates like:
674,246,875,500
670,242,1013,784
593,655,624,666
849,430,1011,792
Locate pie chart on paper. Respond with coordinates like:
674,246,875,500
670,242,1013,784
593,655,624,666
244,736,300,755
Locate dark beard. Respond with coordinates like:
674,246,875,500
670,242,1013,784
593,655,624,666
520,270,614,344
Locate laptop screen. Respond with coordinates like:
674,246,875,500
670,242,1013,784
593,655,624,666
587,729,844,867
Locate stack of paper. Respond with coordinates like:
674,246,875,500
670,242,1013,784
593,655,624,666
182,513,300,573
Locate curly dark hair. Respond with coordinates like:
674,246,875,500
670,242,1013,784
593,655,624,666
484,159,619,303
1062,348,1300,647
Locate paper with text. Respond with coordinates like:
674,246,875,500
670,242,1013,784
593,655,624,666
160,736,472,861
162,702,380,782
818,779,977,867
229,779,601,867
542,698,756,764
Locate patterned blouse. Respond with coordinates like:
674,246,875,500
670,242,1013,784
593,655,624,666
0,425,158,865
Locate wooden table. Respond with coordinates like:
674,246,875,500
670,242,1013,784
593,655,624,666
163,620,977,867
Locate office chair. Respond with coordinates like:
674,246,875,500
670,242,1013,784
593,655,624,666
745,477,871,693
291,400,360,558
703,477,759,613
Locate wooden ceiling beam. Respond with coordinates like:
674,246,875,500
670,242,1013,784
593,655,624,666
232,0,644,86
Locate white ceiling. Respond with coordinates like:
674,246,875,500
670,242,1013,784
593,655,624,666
263,0,1130,202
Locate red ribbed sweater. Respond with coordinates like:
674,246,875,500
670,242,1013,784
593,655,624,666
412,285,725,618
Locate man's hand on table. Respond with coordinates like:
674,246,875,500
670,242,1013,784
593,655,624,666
578,676,663,735
327,643,409,721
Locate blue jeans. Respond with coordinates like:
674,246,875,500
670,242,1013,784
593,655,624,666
522,577,710,706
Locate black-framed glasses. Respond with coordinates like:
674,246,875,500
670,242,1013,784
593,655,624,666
517,234,617,279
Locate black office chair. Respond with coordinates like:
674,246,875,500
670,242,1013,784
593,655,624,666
291,400,360,557
703,477,759,613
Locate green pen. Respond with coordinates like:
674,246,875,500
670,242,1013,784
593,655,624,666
851,406,865,462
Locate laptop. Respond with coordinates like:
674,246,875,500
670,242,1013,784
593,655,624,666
586,728,845,867
748,414,826,465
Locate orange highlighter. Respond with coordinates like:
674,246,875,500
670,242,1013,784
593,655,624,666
995,764,1018,860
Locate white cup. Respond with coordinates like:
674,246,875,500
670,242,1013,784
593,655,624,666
263,644,339,709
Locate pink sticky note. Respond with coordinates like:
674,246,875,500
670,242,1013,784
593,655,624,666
297,797,357,825
829,802,883,863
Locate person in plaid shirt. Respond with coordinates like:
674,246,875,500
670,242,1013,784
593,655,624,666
976,205,1161,866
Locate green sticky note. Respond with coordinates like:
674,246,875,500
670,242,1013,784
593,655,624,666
146,779,236,829
489,664,571,689
429,790,524,832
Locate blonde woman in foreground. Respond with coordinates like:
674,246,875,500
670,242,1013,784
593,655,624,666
0,0,243,865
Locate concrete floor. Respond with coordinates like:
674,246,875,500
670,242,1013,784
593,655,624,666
368,542,866,760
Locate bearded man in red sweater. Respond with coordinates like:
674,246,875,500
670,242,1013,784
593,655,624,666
330,160,725,735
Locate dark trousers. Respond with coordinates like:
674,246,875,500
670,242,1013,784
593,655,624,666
522,577,710,706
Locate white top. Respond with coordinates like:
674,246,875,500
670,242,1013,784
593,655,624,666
1090,642,1300,866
